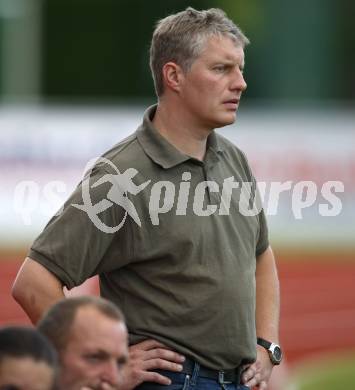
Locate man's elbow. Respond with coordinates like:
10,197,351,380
11,277,23,305
11,262,31,305
11,257,65,323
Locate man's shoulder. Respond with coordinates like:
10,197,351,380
88,129,155,179
102,132,139,161
96,131,147,171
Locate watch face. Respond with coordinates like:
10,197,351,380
273,346,282,362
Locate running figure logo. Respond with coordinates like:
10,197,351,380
73,157,151,233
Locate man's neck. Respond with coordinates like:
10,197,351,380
152,102,212,161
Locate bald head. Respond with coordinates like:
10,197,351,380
38,297,128,390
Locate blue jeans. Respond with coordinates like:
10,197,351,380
135,363,250,390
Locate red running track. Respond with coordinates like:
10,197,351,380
1,256,355,365
278,259,355,363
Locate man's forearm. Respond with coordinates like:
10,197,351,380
12,257,65,324
255,246,280,342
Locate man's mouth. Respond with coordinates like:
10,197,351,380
223,99,240,109
224,98,239,104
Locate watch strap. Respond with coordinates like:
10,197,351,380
257,337,272,349
257,337,282,365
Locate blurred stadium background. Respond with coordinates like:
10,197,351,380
0,0,354,388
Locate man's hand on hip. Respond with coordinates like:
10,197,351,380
241,346,274,389
118,339,185,390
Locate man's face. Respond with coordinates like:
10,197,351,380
59,307,128,390
0,356,55,390
179,34,247,130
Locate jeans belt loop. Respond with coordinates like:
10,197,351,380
218,370,225,384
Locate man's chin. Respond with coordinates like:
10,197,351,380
214,112,237,128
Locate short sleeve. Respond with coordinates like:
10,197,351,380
28,166,129,289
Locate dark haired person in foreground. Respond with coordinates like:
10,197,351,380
13,7,281,390
0,326,57,390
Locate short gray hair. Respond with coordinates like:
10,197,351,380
150,7,249,97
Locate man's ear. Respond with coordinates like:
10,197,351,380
162,62,184,93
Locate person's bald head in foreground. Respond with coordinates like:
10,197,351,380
38,296,128,390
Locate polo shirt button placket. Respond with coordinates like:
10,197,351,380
204,171,221,205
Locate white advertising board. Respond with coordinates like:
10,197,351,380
0,105,354,249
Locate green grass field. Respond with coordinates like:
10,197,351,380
288,354,355,389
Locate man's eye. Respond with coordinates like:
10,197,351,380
117,360,127,369
214,66,226,73
85,355,102,363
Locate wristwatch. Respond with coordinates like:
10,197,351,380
257,337,283,365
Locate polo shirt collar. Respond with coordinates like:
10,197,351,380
136,105,224,169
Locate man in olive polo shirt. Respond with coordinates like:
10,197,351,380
13,7,281,390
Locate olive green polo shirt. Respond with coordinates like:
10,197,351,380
29,105,269,370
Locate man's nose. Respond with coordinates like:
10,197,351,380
231,68,247,92
101,360,120,385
